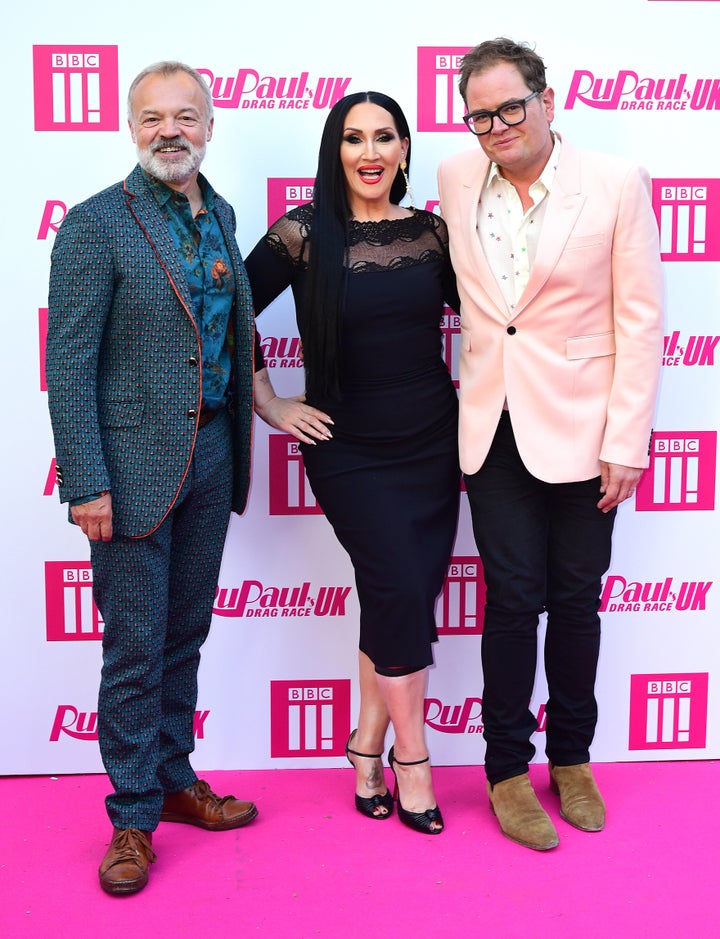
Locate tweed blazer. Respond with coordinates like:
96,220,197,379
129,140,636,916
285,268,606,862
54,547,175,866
46,164,256,538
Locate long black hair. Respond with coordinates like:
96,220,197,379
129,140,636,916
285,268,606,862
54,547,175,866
301,91,412,401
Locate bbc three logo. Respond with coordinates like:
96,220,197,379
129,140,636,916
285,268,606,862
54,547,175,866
629,674,708,750
45,562,103,641
417,47,469,132
267,179,314,226
268,434,323,515
436,559,486,634
636,432,717,511
270,680,350,757
33,46,119,131
653,180,720,261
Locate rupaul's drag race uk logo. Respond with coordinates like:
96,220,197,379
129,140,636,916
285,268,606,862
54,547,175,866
663,332,720,368
37,201,68,240
50,707,210,742
259,335,303,370
564,68,720,111
196,66,350,111
214,579,352,619
424,698,548,736
599,575,713,614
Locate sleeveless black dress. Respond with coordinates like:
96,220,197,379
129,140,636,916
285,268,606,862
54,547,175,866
245,205,460,670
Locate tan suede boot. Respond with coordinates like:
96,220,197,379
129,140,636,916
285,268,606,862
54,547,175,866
549,762,606,832
488,773,559,850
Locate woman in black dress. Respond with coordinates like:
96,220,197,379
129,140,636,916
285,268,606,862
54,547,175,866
246,92,460,834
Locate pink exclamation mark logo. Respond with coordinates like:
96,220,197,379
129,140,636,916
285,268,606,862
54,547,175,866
653,179,720,261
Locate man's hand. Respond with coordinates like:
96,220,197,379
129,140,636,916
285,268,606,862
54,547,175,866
598,462,643,513
70,492,113,541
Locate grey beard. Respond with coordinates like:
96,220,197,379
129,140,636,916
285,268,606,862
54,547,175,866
137,138,205,184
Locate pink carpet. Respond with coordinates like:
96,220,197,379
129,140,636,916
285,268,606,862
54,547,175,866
1,761,717,938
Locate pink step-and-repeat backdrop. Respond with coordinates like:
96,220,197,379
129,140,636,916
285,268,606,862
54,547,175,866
4,0,719,773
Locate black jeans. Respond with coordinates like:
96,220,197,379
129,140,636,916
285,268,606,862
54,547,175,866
465,412,616,785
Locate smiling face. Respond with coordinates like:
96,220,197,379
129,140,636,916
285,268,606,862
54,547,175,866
464,61,554,186
339,102,409,216
129,71,213,188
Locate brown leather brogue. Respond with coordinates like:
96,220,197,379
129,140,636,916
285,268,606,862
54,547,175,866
488,773,559,851
549,761,606,831
98,827,156,896
160,779,258,831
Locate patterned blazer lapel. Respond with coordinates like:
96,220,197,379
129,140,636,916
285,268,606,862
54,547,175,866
123,165,195,315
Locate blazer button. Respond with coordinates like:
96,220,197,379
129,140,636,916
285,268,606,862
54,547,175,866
507,326,517,335
189,356,199,367
187,409,198,420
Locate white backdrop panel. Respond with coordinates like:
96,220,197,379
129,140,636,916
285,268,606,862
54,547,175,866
2,0,718,773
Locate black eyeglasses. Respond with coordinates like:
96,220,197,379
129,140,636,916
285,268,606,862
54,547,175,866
462,91,541,136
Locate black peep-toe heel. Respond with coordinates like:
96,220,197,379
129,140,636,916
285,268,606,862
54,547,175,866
345,730,394,819
388,746,444,835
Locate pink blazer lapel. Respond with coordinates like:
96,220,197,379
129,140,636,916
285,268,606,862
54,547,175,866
458,156,509,317
514,137,585,315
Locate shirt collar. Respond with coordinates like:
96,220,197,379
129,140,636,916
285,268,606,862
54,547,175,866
484,132,561,193
143,170,216,211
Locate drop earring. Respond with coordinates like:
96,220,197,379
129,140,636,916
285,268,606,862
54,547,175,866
400,159,416,211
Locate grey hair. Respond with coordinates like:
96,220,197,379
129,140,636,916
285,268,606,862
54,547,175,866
127,61,214,124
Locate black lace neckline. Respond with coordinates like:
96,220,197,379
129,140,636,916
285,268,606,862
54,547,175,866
347,212,430,247
265,203,447,271
349,211,414,223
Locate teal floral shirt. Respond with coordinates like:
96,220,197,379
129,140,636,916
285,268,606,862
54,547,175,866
147,171,234,411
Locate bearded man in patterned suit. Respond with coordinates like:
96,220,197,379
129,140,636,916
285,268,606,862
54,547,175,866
46,61,262,896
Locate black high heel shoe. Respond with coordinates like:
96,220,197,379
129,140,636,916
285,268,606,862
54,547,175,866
345,730,394,820
388,746,444,835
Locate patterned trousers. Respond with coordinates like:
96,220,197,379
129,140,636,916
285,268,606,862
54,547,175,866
90,410,233,830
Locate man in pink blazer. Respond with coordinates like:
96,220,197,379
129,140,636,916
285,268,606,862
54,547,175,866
438,38,664,851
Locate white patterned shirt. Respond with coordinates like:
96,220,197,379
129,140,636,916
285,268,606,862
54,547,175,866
477,135,561,311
